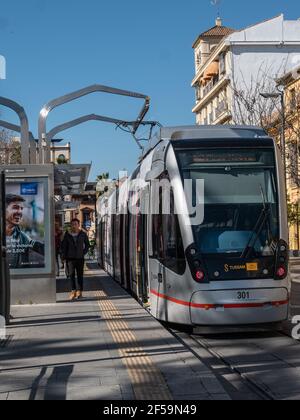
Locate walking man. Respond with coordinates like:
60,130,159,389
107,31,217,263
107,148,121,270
61,219,90,301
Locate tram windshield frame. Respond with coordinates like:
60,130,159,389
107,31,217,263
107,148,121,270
175,146,280,259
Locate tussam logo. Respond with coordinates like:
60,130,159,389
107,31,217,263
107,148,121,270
0,316,6,340
0,55,6,80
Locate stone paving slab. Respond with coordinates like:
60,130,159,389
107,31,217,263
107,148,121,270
246,367,300,399
96,272,231,400
0,270,230,401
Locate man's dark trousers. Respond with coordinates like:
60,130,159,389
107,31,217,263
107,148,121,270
68,259,85,291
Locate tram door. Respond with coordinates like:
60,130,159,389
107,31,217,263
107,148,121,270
140,187,150,303
148,183,167,321
0,171,10,323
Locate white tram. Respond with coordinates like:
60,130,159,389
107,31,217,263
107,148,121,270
97,126,290,326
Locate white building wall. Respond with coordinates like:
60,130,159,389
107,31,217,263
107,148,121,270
231,45,300,87
229,15,284,43
230,45,300,121
283,20,300,41
228,14,300,88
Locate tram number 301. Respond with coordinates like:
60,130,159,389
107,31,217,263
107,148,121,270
237,291,250,300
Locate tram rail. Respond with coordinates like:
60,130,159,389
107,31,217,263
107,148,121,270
168,325,298,401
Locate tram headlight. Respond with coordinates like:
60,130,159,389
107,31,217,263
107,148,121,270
193,260,201,268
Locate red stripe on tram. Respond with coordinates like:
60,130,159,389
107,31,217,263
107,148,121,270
150,290,289,310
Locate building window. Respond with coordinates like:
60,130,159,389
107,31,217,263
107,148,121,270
196,50,201,69
219,52,226,75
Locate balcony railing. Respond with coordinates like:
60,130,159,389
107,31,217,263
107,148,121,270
202,79,214,98
201,76,220,99
214,100,228,120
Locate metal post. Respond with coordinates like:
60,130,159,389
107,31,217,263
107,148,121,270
280,91,287,182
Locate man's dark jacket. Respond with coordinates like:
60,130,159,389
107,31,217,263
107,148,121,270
61,231,90,260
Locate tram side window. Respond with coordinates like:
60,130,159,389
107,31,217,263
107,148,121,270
152,213,163,260
152,187,186,275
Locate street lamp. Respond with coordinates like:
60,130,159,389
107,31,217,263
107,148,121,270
260,90,286,178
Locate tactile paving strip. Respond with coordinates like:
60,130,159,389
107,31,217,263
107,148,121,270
95,290,172,401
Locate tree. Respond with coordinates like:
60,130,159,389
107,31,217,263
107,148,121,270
287,196,300,226
230,63,300,237
231,63,282,129
0,129,21,164
96,172,109,182
56,156,69,165
95,172,120,199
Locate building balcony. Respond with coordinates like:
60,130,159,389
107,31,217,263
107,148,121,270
196,76,220,102
203,77,218,98
193,76,230,114
214,99,228,120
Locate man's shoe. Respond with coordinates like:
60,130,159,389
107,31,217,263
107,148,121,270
69,291,76,301
76,291,83,300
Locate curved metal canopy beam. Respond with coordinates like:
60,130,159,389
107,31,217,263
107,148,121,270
0,97,30,163
47,114,153,151
38,84,150,163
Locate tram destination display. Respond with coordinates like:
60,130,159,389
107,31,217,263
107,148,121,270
5,180,45,270
176,149,275,167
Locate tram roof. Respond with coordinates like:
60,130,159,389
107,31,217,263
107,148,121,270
142,125,271,159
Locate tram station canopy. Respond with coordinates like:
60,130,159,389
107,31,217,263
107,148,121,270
54,163,91,196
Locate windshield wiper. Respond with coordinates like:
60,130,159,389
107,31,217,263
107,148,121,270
241,185,270,259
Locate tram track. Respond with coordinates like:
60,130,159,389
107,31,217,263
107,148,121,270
168,326,297,400
189,333,275,400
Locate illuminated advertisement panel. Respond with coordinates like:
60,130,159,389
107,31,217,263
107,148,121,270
5,177,51,274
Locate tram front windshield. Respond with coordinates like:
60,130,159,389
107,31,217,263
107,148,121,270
176,148,279,258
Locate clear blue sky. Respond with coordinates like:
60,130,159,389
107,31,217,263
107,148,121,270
0,0,299,180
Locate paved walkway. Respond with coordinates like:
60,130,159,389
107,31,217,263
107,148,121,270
0,269,230,401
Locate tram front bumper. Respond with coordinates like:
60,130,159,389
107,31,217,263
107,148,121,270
190,287,289,326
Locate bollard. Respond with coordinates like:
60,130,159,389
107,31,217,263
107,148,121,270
0,315,6,340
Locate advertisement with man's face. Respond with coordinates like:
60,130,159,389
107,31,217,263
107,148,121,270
5,180,45,270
